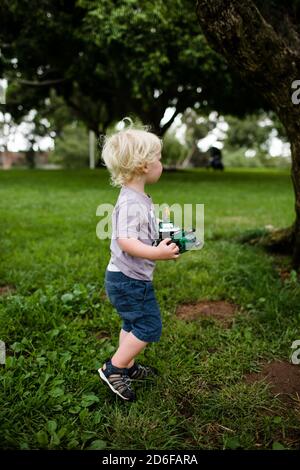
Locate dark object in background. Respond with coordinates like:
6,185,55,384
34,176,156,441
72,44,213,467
208,146,224,170
25,149,36,169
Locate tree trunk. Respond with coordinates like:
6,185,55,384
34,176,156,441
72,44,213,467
181,143,197,168
290,137,300,268
196,0,300,269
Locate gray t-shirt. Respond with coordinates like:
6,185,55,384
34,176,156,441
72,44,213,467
108,185,159,281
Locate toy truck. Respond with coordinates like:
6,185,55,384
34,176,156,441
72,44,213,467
152,207,203,254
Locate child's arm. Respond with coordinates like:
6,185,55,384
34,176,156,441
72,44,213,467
117,237,180,261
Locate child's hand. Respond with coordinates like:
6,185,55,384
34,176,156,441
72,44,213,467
156,238,180,260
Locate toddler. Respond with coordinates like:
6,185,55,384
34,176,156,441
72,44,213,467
99,120,180,401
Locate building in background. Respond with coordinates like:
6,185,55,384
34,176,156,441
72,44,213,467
0,150,60,169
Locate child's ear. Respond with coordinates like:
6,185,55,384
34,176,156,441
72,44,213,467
142,163,149,173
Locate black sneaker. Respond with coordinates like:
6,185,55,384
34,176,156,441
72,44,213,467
127,362,159,380
98,359,136,402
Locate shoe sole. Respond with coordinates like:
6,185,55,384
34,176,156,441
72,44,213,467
98,368,135,401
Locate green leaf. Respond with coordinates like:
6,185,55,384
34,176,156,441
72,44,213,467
39,372,52,386
50,431,60,446
49,387,64,398
47,351,58,361
86,439,107,450
37,356,47,366
52,378,65,386
168,417,177,426
79,409,89,423
225,437,241,449
19,441,29,450
59,351,72,364
36,430,48,446
272,442,286,450
69,405,82,414
61,293,74,303
11,342,25,352
82,431,96,441
73,288,83,297
80,393,100,408
93,411,101,424
5,356,15,368
48,329,60,338
40,295,48,305
57,427,67,439
67,439,80,449
47,420,57,435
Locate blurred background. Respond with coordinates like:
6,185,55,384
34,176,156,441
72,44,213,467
1,1,300,452
0,0,291,171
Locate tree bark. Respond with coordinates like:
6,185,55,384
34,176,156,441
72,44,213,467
196,0,300,269
290,138,300,268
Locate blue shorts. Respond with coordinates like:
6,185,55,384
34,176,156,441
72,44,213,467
104,269,162,343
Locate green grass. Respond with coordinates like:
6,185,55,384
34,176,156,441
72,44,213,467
0,167,299,450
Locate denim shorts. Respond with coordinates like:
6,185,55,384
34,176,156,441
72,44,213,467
104,269,162,343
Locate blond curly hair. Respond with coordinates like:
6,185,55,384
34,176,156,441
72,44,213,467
101,118,163,188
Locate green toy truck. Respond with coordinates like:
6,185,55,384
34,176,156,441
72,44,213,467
152,208,203,254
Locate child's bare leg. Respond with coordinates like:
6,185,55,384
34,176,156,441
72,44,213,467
118,329,134,368
106,332,148,369
119,329,129,346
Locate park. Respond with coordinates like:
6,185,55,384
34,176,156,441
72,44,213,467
0,0,300,457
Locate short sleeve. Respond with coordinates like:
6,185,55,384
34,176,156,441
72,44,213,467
115,201,148,239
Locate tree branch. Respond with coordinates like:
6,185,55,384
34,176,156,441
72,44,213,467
18,78,69,87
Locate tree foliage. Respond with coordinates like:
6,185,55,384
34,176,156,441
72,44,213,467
1,0,269,136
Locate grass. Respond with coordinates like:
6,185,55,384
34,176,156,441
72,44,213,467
0,167,299,450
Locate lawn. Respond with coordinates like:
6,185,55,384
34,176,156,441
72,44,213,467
0,167,299,450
